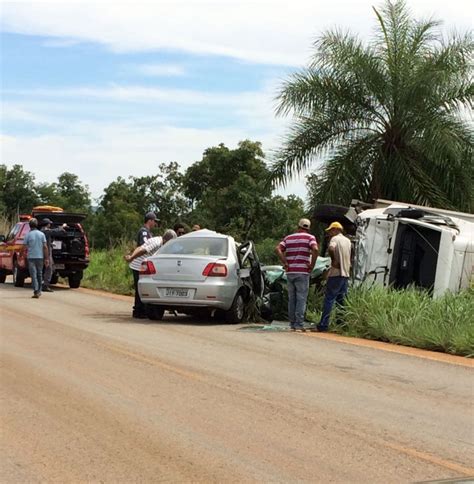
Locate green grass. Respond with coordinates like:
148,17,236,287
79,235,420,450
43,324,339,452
82,244,134,295
330,286,474,357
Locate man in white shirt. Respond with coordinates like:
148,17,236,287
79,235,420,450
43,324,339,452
124,229,177,316
312,221,352,332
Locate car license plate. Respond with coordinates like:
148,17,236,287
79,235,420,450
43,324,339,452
52,240,62,250
165,288,189,298
54,264,65,270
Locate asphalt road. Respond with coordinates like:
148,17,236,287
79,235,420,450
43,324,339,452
1,280,473,483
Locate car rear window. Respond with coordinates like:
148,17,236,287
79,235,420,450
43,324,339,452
159,237,228,256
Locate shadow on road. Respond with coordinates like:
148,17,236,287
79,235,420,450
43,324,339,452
86,311,229,327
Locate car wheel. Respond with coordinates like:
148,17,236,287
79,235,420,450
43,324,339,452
0,269,7,283
225,292,246,323
13,260,26,287
147,305,165,321
68,271,83,288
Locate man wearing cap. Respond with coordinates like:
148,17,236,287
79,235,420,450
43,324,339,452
314,222,352,332
40,218,67,292
132,212,159,318
276,218,319,331
22,218,49,298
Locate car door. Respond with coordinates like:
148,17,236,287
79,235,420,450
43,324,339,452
0,223,22,271
238,241,264,297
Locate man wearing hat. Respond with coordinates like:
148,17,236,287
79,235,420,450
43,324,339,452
40,218,67,292
276,218,319,331
132,212,159,318
313,221,352,332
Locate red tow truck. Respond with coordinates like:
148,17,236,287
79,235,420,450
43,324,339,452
0,206,90,288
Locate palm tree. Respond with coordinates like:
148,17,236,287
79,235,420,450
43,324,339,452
272,0,473,212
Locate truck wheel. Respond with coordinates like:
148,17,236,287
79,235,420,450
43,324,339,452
13,260,26,287
225,292,246,323
147,305,165,321
49,272,59,285
0,270,7,283
68,271,83,289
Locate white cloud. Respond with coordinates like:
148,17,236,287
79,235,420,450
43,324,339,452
3,80,288,130
5,85,257,106
41,38,81,48
1,121,303,202
0,102,59,127
2,0,471,66
0,78,302,200
133,63,187,77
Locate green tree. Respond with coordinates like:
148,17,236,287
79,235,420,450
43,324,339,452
88,163,191,248
183,141,306,241
37,172,91,213
0,164,40,216
183,141,273,239
87,177,141,248
131,162,190,229
272,0,473,211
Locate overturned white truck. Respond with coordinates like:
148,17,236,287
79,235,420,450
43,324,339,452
315,199,474,297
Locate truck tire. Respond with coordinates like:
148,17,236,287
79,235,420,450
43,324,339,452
225,291,245,323
0,269,7,283
13,260,26,287
68,271,83,289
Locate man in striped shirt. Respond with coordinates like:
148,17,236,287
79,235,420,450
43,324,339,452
276,218,319,331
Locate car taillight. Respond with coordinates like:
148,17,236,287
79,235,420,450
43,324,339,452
202,262,227,277
140,260,156,275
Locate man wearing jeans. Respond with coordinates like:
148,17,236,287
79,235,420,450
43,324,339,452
276,218,319,332
313,221,352,332
23,218,49,299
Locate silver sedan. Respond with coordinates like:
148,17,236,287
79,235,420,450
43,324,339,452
138,230,263,322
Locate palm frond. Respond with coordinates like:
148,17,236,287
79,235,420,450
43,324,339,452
274,0,473,211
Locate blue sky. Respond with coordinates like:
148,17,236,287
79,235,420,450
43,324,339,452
1,0,471,202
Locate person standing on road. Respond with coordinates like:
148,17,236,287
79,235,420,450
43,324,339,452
23,218,49,299
275,218,319,332
125,229,177,319
312,221,352,333
40,218,67,293
131,212,159,318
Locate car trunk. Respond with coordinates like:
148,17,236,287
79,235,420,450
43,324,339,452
151,254,225,282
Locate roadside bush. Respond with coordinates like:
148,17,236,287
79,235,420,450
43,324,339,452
255,238,280,265
81,243,134,295
337,286,474,357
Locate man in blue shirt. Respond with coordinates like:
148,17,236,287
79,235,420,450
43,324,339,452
23,218,49,298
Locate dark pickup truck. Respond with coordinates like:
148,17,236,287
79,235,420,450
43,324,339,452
0,208,90,288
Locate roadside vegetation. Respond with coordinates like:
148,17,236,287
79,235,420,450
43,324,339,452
81,243,133,295
310,287,474,357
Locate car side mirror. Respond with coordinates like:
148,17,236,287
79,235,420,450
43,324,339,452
0,235,5,242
